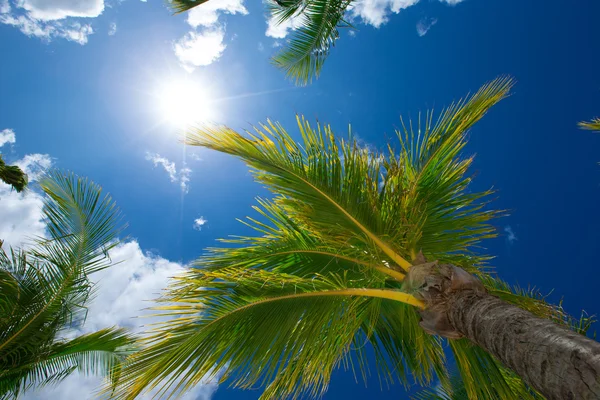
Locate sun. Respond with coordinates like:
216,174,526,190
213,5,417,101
157,79,215,127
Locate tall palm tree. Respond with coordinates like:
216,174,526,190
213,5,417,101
172,0,351,85
111,78,600,400
0,171,135,398
0,155,27,192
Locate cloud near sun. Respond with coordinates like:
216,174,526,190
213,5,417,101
0,0,465,69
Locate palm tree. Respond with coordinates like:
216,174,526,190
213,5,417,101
111,78,600,400
0,155,27,192
0,171,135,398
172,0,351,85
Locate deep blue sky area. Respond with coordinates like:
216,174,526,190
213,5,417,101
1,0,600,399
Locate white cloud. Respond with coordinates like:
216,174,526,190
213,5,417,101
15,153,53,182
258,41,264,52
416,17,437,36
349,0,419,28
186,0,247,28
108,21,116,35
146,152,177,182
0,12,94,44
265,13,302,39
174,29,227,72
0,128,16,147
145,152,192,194
0,150,53,249
193,216,208,231
174,0,248,70
180,166,192,193
21,240,222,399
0,0,10,14
0,181,46,249
19,0,105,21
189,153,202,161
348,0,464,29
504,225,517,245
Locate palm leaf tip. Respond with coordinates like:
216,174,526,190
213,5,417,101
0,155,28,192
579,118,600,131
169,0,211,13
271,0,353,85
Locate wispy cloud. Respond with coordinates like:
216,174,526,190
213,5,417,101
265,12,302,39
0,128,16,148
416,17,437,36
189,153,202,162
193,216,208,231
145,152,193,194
108,21,116,36
504,225,517,245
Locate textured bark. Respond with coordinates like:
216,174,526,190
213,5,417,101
447,288,600,400
406,262,600,400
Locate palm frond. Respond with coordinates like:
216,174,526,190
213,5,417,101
0,155,27,193
203,198,407,281
0,171,129,398
579,117,600,131
186,116,413,271
110,270,426,400
270,0,352,85
0,328,134,398
384,77,514,268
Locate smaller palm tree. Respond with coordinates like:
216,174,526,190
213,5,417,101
171,0,352,85
0,155,27,192
0,171,135,398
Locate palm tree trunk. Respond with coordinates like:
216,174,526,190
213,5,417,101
406,262,600,400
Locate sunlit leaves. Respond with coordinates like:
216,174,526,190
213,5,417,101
113,78,546,399
0,171,133,397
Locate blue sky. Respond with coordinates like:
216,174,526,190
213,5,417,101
1,0,600,399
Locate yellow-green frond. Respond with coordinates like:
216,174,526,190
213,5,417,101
579,117,600,131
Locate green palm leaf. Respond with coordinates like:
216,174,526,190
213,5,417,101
579,117,600,131
111,268,432,400
0,328,134,398
0,171,134,398
270,0,352,85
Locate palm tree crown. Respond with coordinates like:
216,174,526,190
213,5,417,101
110,78,582,400
0,171,135,398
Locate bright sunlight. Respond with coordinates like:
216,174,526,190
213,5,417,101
157,79,215,127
